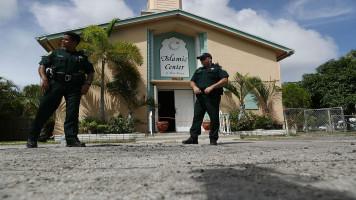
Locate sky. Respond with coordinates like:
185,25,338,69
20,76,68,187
1,0,355,88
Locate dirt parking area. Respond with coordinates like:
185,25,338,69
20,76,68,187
0,133,355,200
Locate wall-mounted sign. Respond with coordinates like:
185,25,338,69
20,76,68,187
160,37,189,77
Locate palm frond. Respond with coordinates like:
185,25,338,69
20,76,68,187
106,18,120,37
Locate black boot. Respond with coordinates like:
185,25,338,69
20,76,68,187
210,137,217,145
182,137,198,144
26,138,38,148
66,139,86,147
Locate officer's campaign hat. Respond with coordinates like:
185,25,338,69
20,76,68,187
197,53,212,60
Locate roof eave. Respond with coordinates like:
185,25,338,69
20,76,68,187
35,9,294,60
277,50,295,62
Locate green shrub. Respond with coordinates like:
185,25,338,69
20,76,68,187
79,116,135,134
228,110,272,131
253,115,273,130
107,116,135,133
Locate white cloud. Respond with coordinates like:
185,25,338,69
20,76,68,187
0,27,46,87
18,0,341,83
30,0,135,33
286,0,354,20
183,0,339,82
0,0,18,25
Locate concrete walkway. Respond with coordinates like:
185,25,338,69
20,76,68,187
1,134,355,200
136,132,241,144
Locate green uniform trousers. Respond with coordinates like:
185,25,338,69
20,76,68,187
29,80,81,142
190,94,221,140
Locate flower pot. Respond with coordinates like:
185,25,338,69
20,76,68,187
202,121,210,132
273,124,283,129
156,121,169,133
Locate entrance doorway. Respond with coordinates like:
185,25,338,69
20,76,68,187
156,90,195,132
158,91,176,132
174,90,194,131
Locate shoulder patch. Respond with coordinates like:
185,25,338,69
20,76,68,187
43,51,52,56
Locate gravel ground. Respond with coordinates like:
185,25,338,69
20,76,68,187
0,133,355,200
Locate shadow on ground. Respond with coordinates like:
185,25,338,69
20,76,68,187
192,164,354,200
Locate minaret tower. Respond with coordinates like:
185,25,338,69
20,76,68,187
142,0,182,15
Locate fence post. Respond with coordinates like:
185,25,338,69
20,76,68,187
327,109,333,133
340,107,347,135
283,109,289,136
304,109,308,134
149,111,153,136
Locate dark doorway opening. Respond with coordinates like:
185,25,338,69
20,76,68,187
158,91,175,132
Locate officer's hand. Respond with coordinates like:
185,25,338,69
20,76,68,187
81,84,90,95
204,86,213,94
193,86,202,94
41,80,50,92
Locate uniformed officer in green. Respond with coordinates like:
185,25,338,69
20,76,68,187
182,53,229,145
26,32,95,148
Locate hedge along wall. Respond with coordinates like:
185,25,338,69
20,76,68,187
0,118,34,141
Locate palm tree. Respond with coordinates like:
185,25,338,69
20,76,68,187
254,79,281,113
21,84,55,140
21,84,42,117
0,77,22,118
346,49,356,60
77,18,143,122
107,59,155,129
224,72,262,119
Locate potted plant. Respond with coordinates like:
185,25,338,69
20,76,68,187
202,113,210,132
156,121,169,133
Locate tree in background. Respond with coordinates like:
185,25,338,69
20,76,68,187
224,72,262,111
301,49,356,114
255,79,281,113
77,18,142,122
282,83,311,108
0,77,22,118
346,49,356,60
107,59,154,129
224,72,263,119
0,80,56,140
0,78,44,118
21,84,55,141
21,84,42,117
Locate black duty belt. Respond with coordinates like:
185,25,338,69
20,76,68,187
199,87,223,96
54,72,72,82
52,72,84,84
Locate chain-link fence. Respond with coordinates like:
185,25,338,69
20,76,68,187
284,107,349,134
284,108,305,133
343,115,356,132
304,107,346,134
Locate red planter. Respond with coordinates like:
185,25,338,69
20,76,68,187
202,121,210,132
156,121,169,133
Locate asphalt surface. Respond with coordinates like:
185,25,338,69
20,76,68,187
0,133,355,200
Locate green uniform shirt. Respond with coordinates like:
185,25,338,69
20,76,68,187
191,63,229,89
39,49,94,74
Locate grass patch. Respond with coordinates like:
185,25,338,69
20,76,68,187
0,141,59,145
235,132,355,140
0,139,136,146
87,139,136,143
288,132,300,136
239,135,290,140
303,131,356,135
161,140,179,143
306,131,345,134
